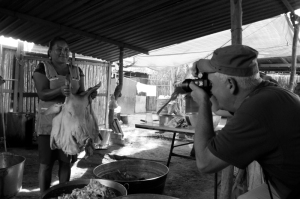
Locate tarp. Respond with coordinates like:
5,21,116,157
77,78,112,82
123,14,300,70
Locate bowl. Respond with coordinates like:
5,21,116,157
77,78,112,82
41,179,127,199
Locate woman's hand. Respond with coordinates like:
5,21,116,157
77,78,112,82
61,85,71,96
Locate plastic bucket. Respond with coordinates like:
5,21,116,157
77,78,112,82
99,129,112,149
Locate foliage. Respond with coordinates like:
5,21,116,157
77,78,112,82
268,74,300,90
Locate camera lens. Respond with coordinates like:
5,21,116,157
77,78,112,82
175,78,212,94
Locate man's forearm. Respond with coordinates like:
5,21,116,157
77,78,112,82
194,97,216,170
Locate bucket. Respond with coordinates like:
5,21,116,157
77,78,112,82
99,129,112,149
93,160,169,195
0,152,26,199
156,96,171,115
120,115,128,125
159,115,174,126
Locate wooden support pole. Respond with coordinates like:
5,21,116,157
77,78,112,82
13,41,24,112
105,62,112,129
114,47,124,99
231,0,242,45
109,47,124,130
219,1,243,199
288,13,300,91
17,52,24,112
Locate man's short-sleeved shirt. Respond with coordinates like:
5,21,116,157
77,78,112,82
208,81,300,198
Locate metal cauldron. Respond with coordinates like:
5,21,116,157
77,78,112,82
114,194,179,199
41,179,127,198
93,160,169,195
0,152,26,199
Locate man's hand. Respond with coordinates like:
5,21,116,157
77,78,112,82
191,62,199,77
191,61,205,78
189,82,211,106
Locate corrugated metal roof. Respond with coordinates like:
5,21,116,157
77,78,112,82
0,0,299,62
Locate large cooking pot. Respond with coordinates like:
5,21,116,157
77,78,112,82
114,194,179,199
93,160,169,195
41,179,127,198
0,152,26,199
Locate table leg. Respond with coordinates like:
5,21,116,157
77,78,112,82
215,172,218,199
166,132,177,167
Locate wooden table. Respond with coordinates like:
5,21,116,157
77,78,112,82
135,123,218,199
135,123,194,166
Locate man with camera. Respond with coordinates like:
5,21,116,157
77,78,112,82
189,44,300,199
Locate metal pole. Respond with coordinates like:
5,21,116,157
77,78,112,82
288,13,300,91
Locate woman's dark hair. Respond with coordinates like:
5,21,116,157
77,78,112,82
47,36,68,58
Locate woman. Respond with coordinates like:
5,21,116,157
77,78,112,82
32,36,96,195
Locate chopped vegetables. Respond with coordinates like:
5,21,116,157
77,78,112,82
58,179,117,199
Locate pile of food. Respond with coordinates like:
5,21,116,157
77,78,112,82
58,179,117,199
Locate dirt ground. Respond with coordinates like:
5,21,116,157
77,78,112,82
2,114,219,199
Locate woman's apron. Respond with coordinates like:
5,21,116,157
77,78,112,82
36,61,81,136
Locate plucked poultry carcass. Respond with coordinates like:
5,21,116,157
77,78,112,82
44,77,102,158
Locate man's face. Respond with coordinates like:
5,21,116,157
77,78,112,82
208,73,232,111
49,40,70,64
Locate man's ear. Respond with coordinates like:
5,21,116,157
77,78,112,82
226,77,238,94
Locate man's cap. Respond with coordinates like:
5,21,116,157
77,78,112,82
195,45,259,77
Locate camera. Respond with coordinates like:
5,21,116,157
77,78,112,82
175,73,212,94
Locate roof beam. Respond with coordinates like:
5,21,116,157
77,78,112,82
0,7,149,55
260,63,300,67
280,0,295,14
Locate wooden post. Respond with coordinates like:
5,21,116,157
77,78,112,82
105,62,112,128
219,1,243,199
231,0,242,45
17,53,24,112
114,47,124,99
109,47,124,130
15,41,24,112
288,13,300,91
